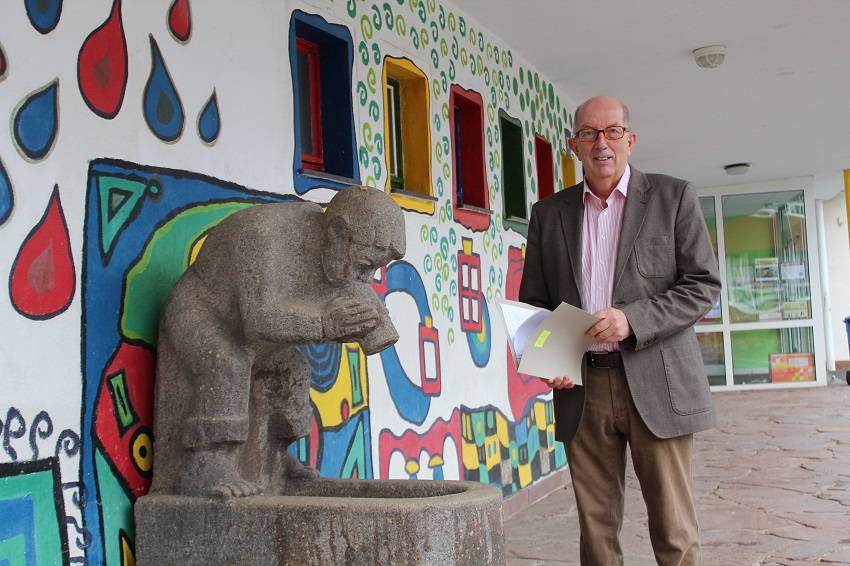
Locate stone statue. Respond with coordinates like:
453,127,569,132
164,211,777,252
149,186,406,497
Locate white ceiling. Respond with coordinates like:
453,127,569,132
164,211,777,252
454,0,850,198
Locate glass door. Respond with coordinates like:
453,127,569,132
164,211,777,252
696,179,825,389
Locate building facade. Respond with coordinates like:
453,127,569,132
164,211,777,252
0,1,842,564
0,1,578,563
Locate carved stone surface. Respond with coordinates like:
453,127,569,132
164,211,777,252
138,186,505,565
149,186,406,497
135,479,506,566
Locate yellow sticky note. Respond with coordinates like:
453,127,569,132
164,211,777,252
534,330,551,348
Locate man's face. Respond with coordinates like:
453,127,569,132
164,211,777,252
568,97,636,191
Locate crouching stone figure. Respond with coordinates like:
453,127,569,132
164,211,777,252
149,186,405,497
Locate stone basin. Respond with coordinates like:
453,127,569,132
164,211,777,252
135,478,505,565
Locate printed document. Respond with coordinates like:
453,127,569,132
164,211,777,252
495,298,600,385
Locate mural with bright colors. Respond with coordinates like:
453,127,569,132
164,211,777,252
0,0,577,563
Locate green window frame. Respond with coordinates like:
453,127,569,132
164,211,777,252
386,77,404,191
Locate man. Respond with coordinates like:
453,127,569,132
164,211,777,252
519,96,720,565
151,186,406,497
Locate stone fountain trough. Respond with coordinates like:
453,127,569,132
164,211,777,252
135,477,505,565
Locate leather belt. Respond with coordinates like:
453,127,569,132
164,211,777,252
585,351,623,369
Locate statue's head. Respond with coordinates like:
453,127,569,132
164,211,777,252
322,186,406,285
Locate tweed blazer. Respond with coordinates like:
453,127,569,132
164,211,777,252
518,168,721,442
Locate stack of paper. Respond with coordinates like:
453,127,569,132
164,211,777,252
495,299,600,385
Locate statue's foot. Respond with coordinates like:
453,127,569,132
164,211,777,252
181,448,262,497
210,478,263,498
281,450,320,482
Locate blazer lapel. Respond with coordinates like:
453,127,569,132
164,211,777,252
614,169,651,290
558,184,585,298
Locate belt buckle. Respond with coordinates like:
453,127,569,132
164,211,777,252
587,351,616,369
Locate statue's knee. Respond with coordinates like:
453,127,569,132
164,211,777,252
182,416,249,449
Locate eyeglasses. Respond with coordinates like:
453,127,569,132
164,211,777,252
574,126,628,143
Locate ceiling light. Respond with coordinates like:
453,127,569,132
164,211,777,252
693,45,726,69
724,163,750,175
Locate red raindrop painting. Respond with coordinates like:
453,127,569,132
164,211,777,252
77,0,127,119
168,0,191,43
9,186,76,319
0,42,7,80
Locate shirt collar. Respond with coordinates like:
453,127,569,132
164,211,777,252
583,165,631,204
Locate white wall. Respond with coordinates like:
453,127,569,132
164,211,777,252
824,190,850,361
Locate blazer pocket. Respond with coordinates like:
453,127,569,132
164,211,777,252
661,346,712,415
635,236,671,278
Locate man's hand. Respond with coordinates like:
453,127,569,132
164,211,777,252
587,307,632,343
541,375,576,389
323,298,380,341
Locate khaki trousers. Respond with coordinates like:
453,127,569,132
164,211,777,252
565,365,702,566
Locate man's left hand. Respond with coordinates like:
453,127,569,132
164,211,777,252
587,308,632,343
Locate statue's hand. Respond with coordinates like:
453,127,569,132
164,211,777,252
323,298,381,341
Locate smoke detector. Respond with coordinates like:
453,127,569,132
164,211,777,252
693,45,726,69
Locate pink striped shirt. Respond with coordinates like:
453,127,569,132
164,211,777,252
581,166,630,353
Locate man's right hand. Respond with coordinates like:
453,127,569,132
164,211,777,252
541,375,576,389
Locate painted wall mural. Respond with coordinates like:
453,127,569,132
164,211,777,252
77,0,128,119
0,156,12,225
25,0,63,35
0,42,7,81
12,79,59,162
0,0,576,563
9,185,75,320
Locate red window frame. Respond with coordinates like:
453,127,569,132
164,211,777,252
450,85,490,231
534,134,555,200
296,38,323,171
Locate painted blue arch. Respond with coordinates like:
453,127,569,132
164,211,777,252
465,298,492,367
303,342,342,392
378,260,434,426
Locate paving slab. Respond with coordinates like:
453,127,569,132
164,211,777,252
504,384,850,565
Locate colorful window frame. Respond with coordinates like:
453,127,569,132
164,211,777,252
296,38,323,172
383,57,435,214
561,127,578,189
534,134,555,201
450,85,490,232
500,110,525,221
386,77,404,190
290,11,359,195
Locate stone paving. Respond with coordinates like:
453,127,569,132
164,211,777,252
504,383,850,565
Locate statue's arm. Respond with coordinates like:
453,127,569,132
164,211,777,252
240,294,383,345
241,300,324,344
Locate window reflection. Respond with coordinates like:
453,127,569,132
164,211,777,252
697,332,725,386
722,191,810,323
698,196,721,324
731,327,815,385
